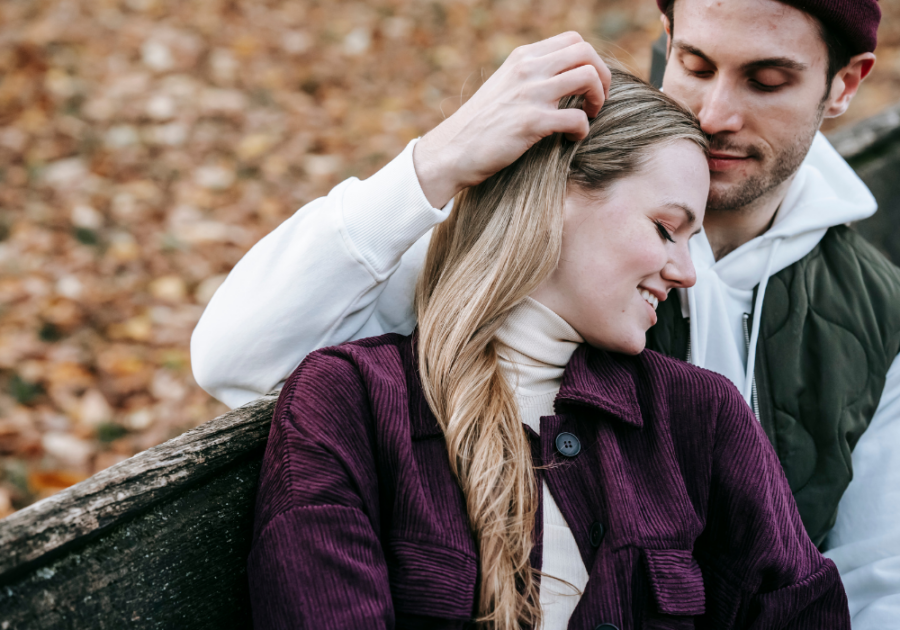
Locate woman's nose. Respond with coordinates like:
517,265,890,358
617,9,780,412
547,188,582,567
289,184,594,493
661,247,697,289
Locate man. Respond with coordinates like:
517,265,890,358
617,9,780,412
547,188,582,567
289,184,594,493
191,0,900,623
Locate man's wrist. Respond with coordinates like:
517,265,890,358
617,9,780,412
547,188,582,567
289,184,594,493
412,130,463,209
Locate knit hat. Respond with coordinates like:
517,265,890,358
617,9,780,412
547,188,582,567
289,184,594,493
655,0,881,54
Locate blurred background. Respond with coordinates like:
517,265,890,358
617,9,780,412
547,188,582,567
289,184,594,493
0,0,898,518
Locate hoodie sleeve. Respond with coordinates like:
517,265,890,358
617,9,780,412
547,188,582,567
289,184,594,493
699,384,850,628
823,352,900,627
190,139,449,409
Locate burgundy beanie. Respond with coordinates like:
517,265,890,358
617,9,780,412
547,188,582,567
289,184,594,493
655,0,881,54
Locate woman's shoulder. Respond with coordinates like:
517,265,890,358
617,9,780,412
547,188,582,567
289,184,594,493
276,332,426,436
290,332,415,392
636,349,756,436
256,333,421,546
638,348,740,401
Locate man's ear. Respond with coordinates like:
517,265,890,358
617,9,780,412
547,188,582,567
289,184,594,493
661,14,672,60
823,52,876,118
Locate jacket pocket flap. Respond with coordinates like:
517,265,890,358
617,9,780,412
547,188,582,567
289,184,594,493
643,548,706,616
388,539,477,619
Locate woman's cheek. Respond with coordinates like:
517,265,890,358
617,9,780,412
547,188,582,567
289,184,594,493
635,241,668,277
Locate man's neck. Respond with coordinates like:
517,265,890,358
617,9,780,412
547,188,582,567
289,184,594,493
704,176,796,260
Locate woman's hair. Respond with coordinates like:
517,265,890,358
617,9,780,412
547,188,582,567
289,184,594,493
414,68,707,629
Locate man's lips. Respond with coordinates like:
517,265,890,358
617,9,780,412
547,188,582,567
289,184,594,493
708,151,753,172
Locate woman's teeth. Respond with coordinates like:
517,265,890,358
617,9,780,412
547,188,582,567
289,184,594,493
640,289,659,311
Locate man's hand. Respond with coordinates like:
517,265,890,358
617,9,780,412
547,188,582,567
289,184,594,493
413,32,611,209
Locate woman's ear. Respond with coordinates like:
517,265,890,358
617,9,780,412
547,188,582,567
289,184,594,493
822,53,876,119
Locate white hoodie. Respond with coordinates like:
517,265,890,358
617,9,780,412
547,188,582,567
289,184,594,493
190,134,900,625
684,132,877,405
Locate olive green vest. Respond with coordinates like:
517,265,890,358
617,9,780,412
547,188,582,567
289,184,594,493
648,225,900,546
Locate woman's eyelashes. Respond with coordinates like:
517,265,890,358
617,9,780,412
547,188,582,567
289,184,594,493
655,221,676,243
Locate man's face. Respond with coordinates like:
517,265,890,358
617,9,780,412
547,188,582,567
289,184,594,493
661,0,831,213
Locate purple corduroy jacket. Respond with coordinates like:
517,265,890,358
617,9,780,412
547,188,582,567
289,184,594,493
248,333,850,629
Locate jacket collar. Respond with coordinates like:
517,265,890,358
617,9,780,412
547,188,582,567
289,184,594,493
554,344,644,429
405,336,644,437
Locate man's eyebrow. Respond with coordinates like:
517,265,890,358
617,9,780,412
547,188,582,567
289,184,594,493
673,42,714,66
742,57,808,73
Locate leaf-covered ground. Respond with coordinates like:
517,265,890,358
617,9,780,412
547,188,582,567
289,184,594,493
1,0,899,517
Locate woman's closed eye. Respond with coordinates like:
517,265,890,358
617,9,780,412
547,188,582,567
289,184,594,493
655,221,676,243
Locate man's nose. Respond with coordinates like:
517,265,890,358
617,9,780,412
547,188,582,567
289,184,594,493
697,78,743,136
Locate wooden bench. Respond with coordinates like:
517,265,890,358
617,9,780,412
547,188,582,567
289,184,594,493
1,104,899,629
833,102,900,265
0,395,276,628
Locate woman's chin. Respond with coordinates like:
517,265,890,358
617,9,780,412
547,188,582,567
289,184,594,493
585,332,647,356
619,338,647,356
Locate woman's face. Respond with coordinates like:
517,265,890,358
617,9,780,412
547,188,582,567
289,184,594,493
531,140,710,355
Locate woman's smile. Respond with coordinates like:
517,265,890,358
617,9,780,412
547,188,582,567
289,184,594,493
638,287,660,311
639,287,661,327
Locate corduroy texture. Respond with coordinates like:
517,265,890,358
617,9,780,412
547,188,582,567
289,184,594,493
655,0,881,54
248,333,850,629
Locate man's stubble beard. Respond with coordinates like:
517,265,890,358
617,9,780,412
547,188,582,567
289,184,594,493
706,102,825,214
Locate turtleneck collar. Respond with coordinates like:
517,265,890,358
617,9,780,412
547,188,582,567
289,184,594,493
495,297,584,396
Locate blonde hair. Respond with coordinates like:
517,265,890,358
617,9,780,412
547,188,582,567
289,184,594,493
415,69,707,629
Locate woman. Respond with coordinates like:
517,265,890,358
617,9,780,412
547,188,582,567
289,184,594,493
247,70,849,629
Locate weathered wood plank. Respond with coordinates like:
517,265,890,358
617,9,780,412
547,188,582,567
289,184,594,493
0,454,262,629
848,136,900,266
0,394,277,581
829,101,900,161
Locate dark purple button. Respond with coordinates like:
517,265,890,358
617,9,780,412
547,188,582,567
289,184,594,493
590,521,606,548
555,432,581,457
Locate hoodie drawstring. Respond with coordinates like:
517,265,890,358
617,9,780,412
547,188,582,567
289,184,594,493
743,237,784,406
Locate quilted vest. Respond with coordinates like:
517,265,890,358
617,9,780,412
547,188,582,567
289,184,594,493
647,225,900,546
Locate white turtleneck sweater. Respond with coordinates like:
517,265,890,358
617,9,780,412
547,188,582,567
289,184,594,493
495,297,589,629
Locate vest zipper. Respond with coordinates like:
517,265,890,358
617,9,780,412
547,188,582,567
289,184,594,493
742,313,761,421
685,323,691,364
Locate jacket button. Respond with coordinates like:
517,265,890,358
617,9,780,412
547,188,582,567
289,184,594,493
589,521,606,548
555,432,581,457
594,625,619,630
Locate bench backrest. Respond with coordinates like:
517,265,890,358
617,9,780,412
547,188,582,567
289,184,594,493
0,395,276,629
